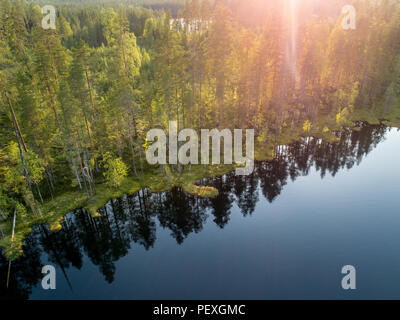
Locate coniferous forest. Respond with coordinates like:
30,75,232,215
1,0,400,263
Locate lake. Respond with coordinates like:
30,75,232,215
2,123,400,299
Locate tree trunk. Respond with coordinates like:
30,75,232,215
3,90,27,151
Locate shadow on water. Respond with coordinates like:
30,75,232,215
0,123,391,299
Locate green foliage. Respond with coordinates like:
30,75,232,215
336,107,350,126
25,151,45,185
0,187,13,220
15,201,28,221
303,120,312,133
3,142,24,193
103,153,128,188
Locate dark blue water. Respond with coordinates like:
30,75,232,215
2,124,400,299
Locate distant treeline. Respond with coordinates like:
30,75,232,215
30,0,187,16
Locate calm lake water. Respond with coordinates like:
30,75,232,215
2,123,400,299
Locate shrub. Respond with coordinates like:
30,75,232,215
103,156,128,188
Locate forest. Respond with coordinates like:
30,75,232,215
1,0,400,259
